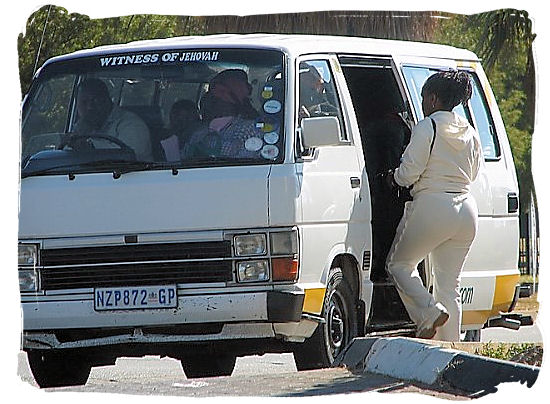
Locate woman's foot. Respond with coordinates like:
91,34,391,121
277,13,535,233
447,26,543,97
416,303,449,339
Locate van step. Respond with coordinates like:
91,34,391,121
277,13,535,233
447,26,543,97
370,283,412,324
365,326,416,338
365,321,415,335
372,281,395,287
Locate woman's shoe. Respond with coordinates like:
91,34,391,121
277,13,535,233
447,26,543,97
416,304,449,339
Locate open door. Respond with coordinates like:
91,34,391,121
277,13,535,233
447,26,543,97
339,55,415,331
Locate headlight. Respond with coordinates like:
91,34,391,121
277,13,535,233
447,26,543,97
18,244,38,266
237,260,269,283
270,231,298,255
234,234,267,256
19,269,38,292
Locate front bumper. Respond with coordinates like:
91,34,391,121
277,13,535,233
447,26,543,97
22,290,304,330
21,290,310,350
23,323,277,350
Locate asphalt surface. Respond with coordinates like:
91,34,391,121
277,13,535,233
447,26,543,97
482,324,543,343
17,351,472,399
16,352,404,396
15,323,542,397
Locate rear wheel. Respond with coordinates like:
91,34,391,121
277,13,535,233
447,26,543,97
180,353,236,378
27,350,92,388
294,267,358,370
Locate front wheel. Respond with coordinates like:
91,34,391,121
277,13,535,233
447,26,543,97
294,267,358,370
27,350,92,388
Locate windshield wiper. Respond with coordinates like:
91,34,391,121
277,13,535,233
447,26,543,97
21,159,160,179
181,156,263,168
21,157,266,179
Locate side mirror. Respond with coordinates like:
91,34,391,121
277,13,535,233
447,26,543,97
300,116,342,148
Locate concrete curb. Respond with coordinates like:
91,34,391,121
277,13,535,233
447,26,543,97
334,337,539,395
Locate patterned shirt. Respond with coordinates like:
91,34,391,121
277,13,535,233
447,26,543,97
183,116,263,159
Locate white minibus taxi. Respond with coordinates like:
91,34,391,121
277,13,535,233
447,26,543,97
19,34,522,387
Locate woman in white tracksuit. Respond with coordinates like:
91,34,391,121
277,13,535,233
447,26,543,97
386,71,483,341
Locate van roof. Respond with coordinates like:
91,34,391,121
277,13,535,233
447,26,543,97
46,33,479,64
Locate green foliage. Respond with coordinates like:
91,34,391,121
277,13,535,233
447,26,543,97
475,343,536,361
468,9,535,71
18,5,206,95
519,274,538,284
433,11,535,212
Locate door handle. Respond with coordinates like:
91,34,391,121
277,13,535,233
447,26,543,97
508,193,519,213
350,177,361,188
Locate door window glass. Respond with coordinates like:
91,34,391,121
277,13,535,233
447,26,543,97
22,74,76,139
403,66,500,160
402,66,469,122
469,74,500,159
298,60,346,140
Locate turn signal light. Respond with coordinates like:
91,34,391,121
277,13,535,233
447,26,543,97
272,258,299,281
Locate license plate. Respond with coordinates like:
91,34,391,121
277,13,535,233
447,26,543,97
94,285,177,311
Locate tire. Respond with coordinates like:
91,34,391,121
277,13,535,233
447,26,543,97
180,354,236,378
294,267,358,370
27,350,92,388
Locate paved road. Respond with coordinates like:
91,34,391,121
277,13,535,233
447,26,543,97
17,351,470,399
17,322,541,396
482,324,543,343
16,352,408,396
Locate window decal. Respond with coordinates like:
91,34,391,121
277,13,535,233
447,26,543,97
99,51,220,67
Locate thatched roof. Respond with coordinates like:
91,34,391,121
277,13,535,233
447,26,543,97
204,10,440,42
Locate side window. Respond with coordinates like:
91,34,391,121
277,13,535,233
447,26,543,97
298,60,346,140
22,74,76,138
402,66,470,122
467,73,500,159
402,66,430,120
21,74,76,158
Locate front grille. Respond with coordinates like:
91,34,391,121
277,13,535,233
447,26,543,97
40,241,233,290
41,241,231,266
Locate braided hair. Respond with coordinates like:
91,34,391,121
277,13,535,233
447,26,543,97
422,70,473,110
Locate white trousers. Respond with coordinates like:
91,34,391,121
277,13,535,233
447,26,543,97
386,192,478,341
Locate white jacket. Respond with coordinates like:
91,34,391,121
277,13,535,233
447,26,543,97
394,110,482,197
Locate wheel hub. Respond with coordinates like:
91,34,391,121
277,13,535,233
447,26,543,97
327,295,345,352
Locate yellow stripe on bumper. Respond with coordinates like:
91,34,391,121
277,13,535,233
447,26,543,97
462,273,519,326
302,288,326,315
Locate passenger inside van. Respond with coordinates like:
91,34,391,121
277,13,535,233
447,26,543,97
72,78,153,161
185,69,263,158
161,99,206,161
202,69,258,121
298,63,338,120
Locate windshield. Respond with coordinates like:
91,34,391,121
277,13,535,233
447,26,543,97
21,48,285,177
